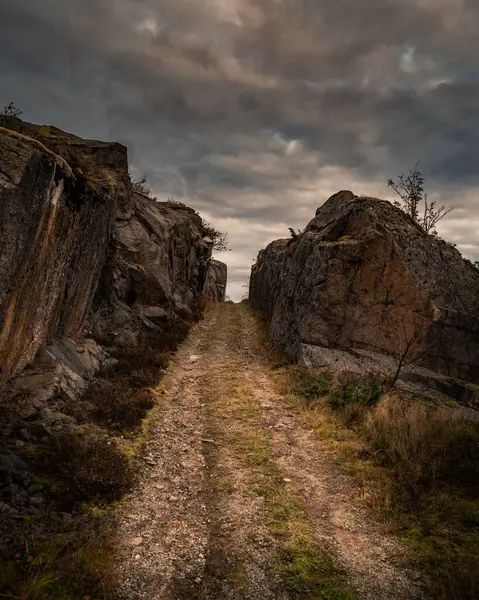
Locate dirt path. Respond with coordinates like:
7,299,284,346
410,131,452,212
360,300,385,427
113,302,423,600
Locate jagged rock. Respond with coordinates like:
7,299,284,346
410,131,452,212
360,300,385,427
26,422,52,438
0,116,129,385
28,483,44,494
204,259,228,302
90,192,212,346
0,117,219,407
4,337,105,405
250,191,479,385
137,305,168,320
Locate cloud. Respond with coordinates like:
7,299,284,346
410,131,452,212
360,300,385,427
1,0,478,299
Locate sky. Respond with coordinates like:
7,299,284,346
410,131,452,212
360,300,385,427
1,0,478,301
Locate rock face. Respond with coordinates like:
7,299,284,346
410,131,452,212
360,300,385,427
250,191,479,384
0,117,217,397
204,259,227,302
0,117,128,385
90,195,215,346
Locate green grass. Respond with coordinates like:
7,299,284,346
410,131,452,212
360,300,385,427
291,368,332,403
282,533,357,600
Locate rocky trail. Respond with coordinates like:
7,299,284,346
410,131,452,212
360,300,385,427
113,302,423,600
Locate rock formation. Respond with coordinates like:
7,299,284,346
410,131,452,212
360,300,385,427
250,191,479,388
204,259,228,302
0,116,227,400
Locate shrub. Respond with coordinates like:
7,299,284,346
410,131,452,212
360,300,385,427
131,173,156,199
43,425,134,504
328,375,386,410
84,379,156,430
288,227,302,240
326,375,387,426
362,394,479,495
197,292,211,318
291,369,385,425
141,320,190,352
0,102,22,118
291,368,332,404
111,345,169,383
201,221,229,251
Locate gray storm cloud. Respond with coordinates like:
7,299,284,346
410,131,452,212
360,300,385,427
1,0,478,299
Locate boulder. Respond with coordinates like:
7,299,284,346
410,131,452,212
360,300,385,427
204,259,228,302
250,191,479,384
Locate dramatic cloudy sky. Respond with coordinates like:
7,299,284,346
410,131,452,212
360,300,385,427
1,0,478,299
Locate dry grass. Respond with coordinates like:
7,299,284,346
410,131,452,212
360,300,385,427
286,367,479,600
362,394,479,495
67,153,118,197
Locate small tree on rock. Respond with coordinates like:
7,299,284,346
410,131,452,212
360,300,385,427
0,102,23,118
387,162,453,235
131,174,155,198
202,222,229,251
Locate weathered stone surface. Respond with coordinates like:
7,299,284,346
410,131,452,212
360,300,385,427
0,116,128,384
204,259,227,302
0,117,217,405
3,337,105,406
90,192,213,346
250,191,479,384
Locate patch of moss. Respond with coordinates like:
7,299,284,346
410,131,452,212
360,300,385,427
401,496,479,600
446,399,460,408
282,534,357,599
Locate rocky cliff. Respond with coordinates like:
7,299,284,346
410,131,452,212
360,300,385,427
204,259,227,302
250,191,479,386
0,116,227,400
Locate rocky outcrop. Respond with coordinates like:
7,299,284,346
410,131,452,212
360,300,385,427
0,117,218,400
250,191,479,386
0,117,128,386
90,195,214,347
204,259,227,302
